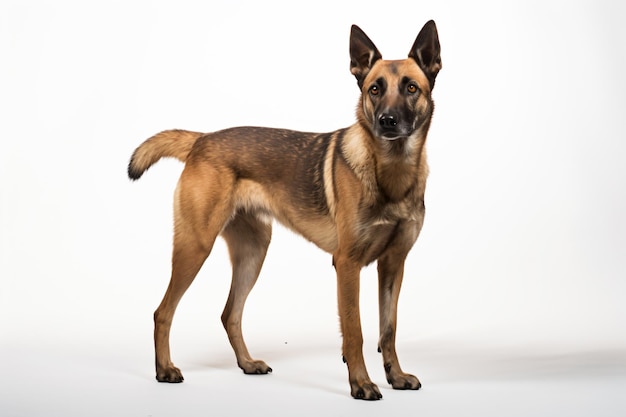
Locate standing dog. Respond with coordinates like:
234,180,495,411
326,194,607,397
128,21,441,400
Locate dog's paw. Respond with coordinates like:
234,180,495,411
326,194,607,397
387,371,421,390
156,366,184,383
239,359,273,375
350,381,383,400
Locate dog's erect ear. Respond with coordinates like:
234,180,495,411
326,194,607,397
350,25,382,89
409,20,442,90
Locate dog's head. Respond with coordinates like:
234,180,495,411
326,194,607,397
350,21,441,143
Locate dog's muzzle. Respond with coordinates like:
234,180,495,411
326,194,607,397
376,113,412,141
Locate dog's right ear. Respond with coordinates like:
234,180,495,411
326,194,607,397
350,25,382,89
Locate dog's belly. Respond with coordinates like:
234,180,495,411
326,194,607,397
274,213,399,264
232,180,415,262
232,179,339,252
282,215,338,253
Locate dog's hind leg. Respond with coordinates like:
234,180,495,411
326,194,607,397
221,211,273,374
154,166,233,382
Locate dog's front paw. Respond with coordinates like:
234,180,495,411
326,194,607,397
156,366,184,383
239,359,273,375
350,381,383,400
387,370,421,390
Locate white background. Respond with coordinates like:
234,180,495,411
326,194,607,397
1,0,625,416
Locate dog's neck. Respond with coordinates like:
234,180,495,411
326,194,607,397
375,136,428,203
342,124,429,203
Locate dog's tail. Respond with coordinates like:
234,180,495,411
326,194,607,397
127,129,204,180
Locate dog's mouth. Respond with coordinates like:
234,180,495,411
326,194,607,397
378,128,414,141
380,132,407,141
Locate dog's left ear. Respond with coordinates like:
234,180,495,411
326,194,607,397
409,20,442,90
350,25,382,89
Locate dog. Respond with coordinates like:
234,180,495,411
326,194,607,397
128,20,441,400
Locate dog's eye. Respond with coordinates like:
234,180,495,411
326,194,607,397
369,85,379,96
407,84,418,94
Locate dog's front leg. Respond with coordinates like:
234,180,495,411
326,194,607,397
334,253,382,400
377,250,421,390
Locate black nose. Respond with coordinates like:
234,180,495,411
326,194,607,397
378,113,398,130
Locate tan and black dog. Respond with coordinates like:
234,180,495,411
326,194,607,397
128,21,441,400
